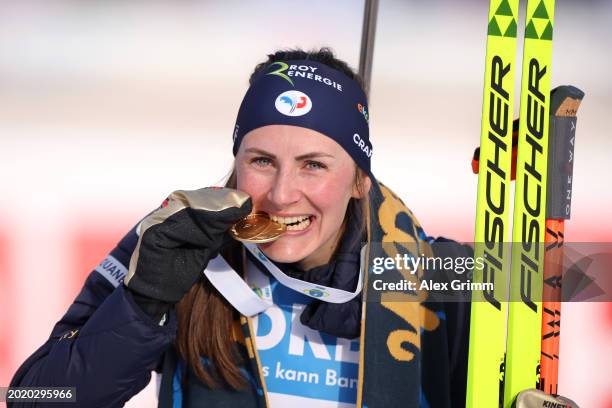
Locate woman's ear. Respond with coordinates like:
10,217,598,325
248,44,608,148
352,171,372,199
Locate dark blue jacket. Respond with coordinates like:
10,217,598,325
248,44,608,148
9,226,178,407
9,225,470,408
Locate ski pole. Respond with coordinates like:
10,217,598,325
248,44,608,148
540,85,584,396
358,0,379,99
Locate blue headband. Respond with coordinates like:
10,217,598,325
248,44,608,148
232,60,372,174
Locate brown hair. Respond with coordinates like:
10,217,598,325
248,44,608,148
175,48,369,390
175,270,245,388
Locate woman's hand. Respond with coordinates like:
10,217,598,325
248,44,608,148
124,187,252,304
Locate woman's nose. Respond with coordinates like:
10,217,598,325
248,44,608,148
267,168,302,208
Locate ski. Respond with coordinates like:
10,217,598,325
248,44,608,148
466,0,518,406
539,86,584,396
469,85,584,405
504,0,556,406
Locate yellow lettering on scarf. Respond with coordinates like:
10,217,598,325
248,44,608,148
377,184,440,362
384,302,421,360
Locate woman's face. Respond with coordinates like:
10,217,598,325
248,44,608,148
236,125,369,270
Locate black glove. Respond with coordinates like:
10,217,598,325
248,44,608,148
124,187,251,313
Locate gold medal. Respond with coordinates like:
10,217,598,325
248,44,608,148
230,212,286,243
249,220,286,243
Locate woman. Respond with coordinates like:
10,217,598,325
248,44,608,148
9,48,470,408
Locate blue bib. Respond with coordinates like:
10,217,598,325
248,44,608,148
250,264,360,407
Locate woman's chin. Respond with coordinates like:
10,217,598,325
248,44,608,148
258,239,314,265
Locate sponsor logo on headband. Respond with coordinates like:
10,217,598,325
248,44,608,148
357,103,369,123
275,90,312,117
266,62,343,92
353,133,373,158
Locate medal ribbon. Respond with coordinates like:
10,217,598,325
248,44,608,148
243,242,364,303
202,243,365,317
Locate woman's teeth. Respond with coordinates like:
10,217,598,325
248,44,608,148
270,215,312,231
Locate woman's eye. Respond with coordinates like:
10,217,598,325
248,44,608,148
252,157,272,167
305,160,327,170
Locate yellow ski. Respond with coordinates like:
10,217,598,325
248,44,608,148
504,1,556,406
467,0,518,406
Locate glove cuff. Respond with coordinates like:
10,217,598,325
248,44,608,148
126,286,172,323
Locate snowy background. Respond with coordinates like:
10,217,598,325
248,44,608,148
1,0,611,406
